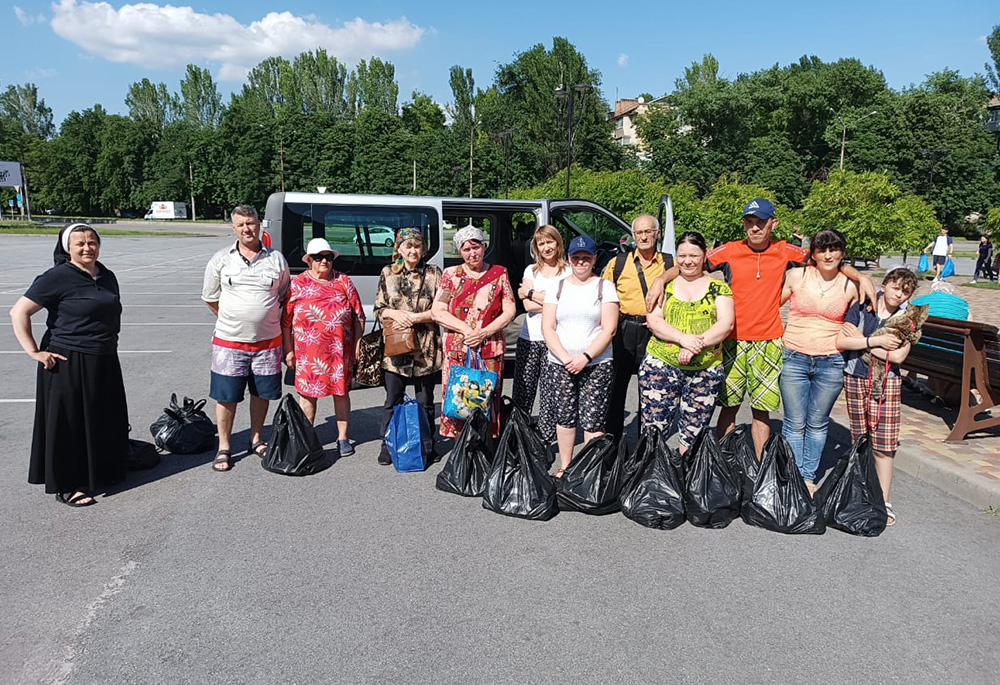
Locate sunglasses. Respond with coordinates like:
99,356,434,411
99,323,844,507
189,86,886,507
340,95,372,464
312,253,336,262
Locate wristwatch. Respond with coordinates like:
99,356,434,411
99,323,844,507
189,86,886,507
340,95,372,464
582,352,593,362
526,288,534,301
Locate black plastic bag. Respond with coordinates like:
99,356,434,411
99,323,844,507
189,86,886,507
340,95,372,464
619,427,686,530
720,425,758,502
149,393,216,454
556,434,626,515
684,428,741,529
261,394,335,476
741,433,825,535
127,438,160,470
482,406,557,521
436,410,494,497
814,435,887,537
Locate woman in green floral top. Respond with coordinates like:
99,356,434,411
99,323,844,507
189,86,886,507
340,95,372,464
373,228,443,465
639,231,734,453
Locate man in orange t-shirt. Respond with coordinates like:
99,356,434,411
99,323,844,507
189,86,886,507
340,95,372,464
647,198,874,458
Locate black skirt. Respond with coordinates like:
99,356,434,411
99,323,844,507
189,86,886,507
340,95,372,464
29,345,129,494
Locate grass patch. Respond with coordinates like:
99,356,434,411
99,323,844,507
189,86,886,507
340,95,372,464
960,281,1000,290
986,505,999,516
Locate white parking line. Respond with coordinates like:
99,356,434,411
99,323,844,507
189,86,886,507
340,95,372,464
0,399,34,403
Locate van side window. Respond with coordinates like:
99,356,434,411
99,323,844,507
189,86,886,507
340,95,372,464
442,215,492,263
282,203,439,275
550,208,627,246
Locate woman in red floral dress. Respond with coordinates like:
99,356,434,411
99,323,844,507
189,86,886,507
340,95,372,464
431,226,516,438
281,238,365,456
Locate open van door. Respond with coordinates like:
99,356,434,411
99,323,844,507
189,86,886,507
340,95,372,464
657,194,677,257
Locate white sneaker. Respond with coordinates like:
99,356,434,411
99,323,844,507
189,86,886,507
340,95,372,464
971,279,978,284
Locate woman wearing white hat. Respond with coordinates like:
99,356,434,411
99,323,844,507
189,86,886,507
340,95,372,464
281,238,365,455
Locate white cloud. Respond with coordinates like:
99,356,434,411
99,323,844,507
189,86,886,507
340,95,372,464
26,67,57,80
14,6,46,25
617,53,629,68
49,0,426,81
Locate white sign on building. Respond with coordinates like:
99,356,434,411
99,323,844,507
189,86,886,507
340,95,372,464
0,161,23,188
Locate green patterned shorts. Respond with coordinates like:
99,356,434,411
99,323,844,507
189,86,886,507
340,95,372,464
719,338,783,412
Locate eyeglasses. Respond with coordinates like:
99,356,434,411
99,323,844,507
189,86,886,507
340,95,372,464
633,230,657,238
312,253,336,262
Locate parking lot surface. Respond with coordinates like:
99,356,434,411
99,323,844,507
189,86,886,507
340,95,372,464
2,234,1000,685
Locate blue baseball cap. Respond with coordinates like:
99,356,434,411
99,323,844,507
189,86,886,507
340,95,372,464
742,198,776,220
568,235,597,255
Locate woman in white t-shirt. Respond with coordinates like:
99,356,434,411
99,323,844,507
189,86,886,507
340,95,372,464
514,225,570,418
541,235,620,476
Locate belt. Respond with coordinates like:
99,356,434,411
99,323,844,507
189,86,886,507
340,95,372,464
620,314,647,322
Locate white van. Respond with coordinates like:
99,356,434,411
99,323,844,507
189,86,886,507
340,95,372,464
144,201,187,220
262,192,675,336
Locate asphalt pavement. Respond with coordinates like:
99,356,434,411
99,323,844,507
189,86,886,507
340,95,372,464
2,234,1000,685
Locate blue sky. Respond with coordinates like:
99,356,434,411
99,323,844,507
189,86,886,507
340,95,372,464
4,0,999,126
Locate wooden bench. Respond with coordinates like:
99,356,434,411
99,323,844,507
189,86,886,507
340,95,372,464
901,315,1000,442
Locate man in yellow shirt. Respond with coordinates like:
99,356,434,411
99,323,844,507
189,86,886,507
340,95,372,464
601,214,674,438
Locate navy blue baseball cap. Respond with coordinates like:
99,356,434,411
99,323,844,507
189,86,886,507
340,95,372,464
742,198,776,220
568,235,597,255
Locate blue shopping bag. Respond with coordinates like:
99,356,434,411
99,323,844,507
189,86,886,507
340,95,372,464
385,395,430,473
941,258,955,278
442,349,499,421
917,253,929,273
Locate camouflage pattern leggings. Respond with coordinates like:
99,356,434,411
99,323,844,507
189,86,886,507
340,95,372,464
638,355,724,450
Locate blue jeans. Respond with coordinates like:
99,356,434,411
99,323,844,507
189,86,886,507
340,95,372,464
779,350,845,482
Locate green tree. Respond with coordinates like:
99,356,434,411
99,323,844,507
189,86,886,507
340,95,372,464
354,58,399,115
40,105,108,214
125,79,180,129
696,176,779,243
0,82,55,138
179,64,222,128
986,23,1000,94
290,49,350,116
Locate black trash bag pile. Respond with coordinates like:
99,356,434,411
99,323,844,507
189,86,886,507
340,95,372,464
619,427,686,530
482,406,557,521
261,394,335,476
814,434,887,537
684,428,741,529
436,410,494,497
741,433,825,535
149,393,216,454
556,433,626,515
127,438,160,470
720,426,758,502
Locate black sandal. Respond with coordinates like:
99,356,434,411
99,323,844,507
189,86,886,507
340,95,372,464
212,450,232,472
55,492,96,507
251,442,267,458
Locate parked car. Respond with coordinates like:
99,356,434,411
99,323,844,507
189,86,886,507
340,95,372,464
354,224,395,247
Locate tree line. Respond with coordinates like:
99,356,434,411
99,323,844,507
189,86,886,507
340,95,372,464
1,29,999,251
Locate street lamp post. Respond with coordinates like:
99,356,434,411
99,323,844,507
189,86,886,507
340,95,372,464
829,108,878,170
555,83,592,197
492,127,515,199
919,146,951,192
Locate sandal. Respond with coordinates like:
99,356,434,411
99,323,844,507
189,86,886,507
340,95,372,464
885,502,896,527
553,467,566,479
251,442,267,459
55,491,96,507
212,450,232,472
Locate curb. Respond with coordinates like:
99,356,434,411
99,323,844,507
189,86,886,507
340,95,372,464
895,445,1000,511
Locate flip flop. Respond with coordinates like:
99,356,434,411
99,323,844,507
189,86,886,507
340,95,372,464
55,492,96,507
251,442,268,458
212,450,232,472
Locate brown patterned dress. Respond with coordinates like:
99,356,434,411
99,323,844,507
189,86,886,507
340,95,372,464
373,263,443,377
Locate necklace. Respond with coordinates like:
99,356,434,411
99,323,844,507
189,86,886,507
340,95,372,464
814,269,839,297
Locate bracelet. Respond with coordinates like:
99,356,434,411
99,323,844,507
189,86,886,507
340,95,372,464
865,336,870,350
526,289,534,301
582,352,593,362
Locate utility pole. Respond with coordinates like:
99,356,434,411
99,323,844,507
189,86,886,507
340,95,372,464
189,161,197,221
555,83,592,197
829,108,878,170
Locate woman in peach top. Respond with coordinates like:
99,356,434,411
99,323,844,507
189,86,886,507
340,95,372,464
779,229,859,494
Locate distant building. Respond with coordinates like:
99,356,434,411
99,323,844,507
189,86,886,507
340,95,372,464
987,95,1000,152
607,96,669,149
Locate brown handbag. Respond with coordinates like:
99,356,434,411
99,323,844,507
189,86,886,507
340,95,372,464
383,319,418,357
353,320,384,387
382,266,426,358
